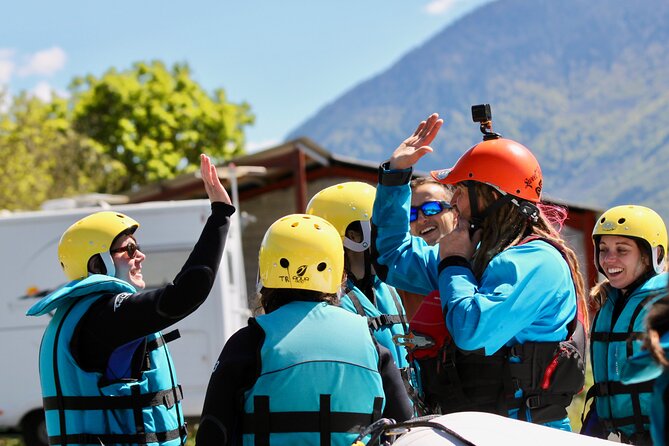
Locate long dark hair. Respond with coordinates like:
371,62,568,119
470,182,587,323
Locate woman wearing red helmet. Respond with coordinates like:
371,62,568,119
372,111,587,431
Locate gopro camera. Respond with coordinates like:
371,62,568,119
471,104,492,123
471,103,501,140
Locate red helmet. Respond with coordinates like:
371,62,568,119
430,138,542,203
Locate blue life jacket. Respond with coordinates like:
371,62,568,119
590,272,668,438
27,275,187,446
242,301,385,446
342,276,409,369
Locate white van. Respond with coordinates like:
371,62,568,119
0,199,250,446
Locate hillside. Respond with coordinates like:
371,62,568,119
287,0,669,221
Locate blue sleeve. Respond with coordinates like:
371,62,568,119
439,241,577,355
372,182,440,295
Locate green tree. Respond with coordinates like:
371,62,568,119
0,92,113,211
70,61,254,192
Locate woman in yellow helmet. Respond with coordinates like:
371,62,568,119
27,154,233,446
306,182,411,372
582,205,668,444
196,214,412,446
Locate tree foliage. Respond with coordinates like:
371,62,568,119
0,92,113,211
0,61,254,211
70,61,254,192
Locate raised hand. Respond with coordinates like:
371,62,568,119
200,154,232,205
389,113,443,170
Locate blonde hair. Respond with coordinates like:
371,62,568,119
470,182,588,325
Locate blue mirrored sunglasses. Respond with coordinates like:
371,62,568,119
410,201,453,223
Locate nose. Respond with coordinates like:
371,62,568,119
600,251,616,263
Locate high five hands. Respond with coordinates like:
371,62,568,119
389,113,443,170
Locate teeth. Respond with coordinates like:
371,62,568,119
607,267,623,274
420,226,436,235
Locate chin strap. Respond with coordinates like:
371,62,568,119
100,252,116,278
343,220,372,252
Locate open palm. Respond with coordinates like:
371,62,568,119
389,113,443,170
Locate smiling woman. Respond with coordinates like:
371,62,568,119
583,205,668,444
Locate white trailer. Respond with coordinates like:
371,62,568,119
0,199,250,445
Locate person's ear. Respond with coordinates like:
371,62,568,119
87,254,106,275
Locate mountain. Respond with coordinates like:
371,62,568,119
287,0,669,221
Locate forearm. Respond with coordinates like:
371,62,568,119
372,172,438,295
377,344,413,421
197,325,261,446
156,202,235,317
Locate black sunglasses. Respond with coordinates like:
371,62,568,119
110,242,141,259
410,201,453,223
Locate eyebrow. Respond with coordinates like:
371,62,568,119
599,241,633,247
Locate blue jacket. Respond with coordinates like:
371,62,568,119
372,182,577,354
341,277,409,368
372,180,578,429
27,275,186,446
590,272,667,438
242,301,386,446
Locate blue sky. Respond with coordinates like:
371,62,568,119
1,0,495,151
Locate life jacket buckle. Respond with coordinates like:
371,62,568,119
392,332,435,350
525,395,542,409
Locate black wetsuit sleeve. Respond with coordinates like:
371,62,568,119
73,202,235,372
196,321,263,446
377,341,413,421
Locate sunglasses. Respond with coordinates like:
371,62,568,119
110,242,141,259
410,201,453,223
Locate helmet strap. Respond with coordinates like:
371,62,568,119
100,252,116,278
465,181,539,237
651,245,665,275
465,182,513,237
343,220,372,253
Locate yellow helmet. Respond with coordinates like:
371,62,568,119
592,205,667,275
258,214,344,293
58,211,139,281
306,181,376,252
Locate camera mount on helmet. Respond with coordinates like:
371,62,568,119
471,104,501,141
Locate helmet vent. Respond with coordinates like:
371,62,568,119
468,173,473,178
618,218,626,224
280,258,290,268
291,222,299,228
600,217,606,223
317,262,327,272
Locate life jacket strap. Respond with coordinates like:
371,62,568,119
47,424,187,446
346,290,407,332
590,332,645,343
43,384,183,411
368,314,404,331
242,394,384,445
590,380,655,397
146,329,181,351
